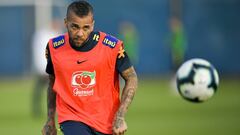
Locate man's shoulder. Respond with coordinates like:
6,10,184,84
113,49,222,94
97,31,122,48
98,31,121,41
50,33,67,49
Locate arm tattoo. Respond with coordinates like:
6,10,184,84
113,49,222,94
117,66,138,118
114,117,124,129
47,75,56,120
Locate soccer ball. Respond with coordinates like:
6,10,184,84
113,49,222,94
176,58,219,103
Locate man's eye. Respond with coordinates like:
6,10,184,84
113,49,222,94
83,26,90,31
71,25,78,30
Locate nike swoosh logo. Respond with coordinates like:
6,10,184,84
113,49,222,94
77,60,87,64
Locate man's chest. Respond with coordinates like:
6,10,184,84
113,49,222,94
54,46,113,71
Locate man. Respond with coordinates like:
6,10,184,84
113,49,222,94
42,1,138,135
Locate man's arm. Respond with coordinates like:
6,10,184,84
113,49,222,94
42,75,57,135
112,66,138,135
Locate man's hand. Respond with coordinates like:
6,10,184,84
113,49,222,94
112,117,127,135
42,119,57,135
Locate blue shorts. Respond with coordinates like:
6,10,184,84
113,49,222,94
60,121,111,135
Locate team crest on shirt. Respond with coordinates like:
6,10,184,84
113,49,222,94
102,35,118,48
52,35,65,48
71,71,96,96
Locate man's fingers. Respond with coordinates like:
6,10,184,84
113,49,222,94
112,118,127,135
113,128,127,135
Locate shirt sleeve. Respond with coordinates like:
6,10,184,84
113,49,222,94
45,44,54,75
116,44,133,73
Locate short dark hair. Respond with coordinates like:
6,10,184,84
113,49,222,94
67,0,93,18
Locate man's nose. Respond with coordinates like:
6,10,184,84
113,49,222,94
77,29,84,37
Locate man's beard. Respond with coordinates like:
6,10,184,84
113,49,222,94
69,36,89,47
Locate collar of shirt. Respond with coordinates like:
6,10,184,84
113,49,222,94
69,31,99,52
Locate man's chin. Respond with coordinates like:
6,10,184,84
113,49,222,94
73,41,83,47
75,43,82,47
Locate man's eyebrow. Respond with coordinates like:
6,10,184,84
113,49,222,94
71,23,79,26
83,24,91,27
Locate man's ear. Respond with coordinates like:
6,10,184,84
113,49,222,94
92,20,95,29
64,18,67,28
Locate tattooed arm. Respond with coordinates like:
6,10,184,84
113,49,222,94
42,75,57,135
112,66,138,135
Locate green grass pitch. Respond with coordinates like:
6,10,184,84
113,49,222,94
0,77,240,135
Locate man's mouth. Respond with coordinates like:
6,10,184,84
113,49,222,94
74,38,83,42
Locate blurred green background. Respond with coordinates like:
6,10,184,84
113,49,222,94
0,77,239,135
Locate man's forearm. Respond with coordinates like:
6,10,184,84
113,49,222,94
42,75,57,135
47,75,56,120
117,67,138,119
